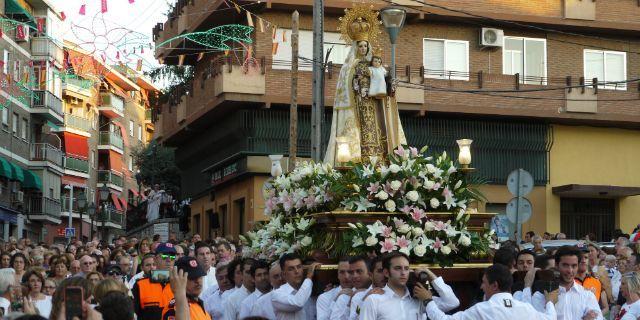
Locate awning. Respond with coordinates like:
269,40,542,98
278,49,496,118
8,162,24,182
4,0,36,28
0,206,18,224
63,132,89,160
119,197,128,211
22,170,42,190
61,175,87,188
112,122,129,147
111,193,123,211
552,184,640,198
108,150,123,172
0,158,12,179
46,120,60,131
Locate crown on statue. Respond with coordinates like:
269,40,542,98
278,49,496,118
338,4,382,48
349,17,372,42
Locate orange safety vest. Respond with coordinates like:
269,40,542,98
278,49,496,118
162,298,211,320
137,278,175,311
576,276,602,302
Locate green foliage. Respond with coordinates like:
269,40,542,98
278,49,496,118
131,140,181,194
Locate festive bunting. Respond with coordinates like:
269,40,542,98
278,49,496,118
197,52,204,61
60,12,66,21
246,11,254,27
129,0,135,3
37,18,45,33
79,4,86,15
16,25,24,40
101,0,108,13
136,59,142,71
272,42,278,55
258,18,264,33
178,55,185,66
155,25,254,50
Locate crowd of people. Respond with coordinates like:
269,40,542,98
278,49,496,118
0,229,636,320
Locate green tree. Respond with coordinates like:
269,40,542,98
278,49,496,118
132,140,181,194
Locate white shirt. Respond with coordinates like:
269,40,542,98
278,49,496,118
0,296,9,316
33,295,52,318
223,285,251,320
330,291,352,320
253,291,277,320
272,278,314,320
619,299,640,320
128,271,144,288
426,292,556,320
239,289,265,319
609,267,622,301
204,287,228,320
530,283,602,320
360,285,424,320
317,286,343,320
201,266,217,299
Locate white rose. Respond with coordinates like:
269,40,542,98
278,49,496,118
459,234,471,247
385,200,396,212
375,190,389,200
390,180,402,191
366,236,378,247
430,198,440,209
300,236,312,247
398,224,411,234
441,245,452,255
406,190,419,202
424,221,435,231
423,180,435,190
414,245,427,257
389,164,401,173
412,227,424,237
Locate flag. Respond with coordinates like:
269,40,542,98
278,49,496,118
258,18,264,33
79,4,86,15
129,0,135,3
16,25,24,40
37,18,45,33
246,11,254,27
101,0,108,13
234,3,241,13
136,59,142,71
178,55,185,66
272,42,279,55
60,11,66,21
197,52,204,61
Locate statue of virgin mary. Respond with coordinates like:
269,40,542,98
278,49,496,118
324,5,406,165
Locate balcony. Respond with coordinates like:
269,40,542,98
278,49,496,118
62,113,92,135
98,170,124,190
30,36,64,66
26,196,61,224
32,90,63,123
98,92,125,118
145,109,153,123
63,77,93,97
30,143,63,167
97,208,124,229
98,131,124,153
63,156,89,174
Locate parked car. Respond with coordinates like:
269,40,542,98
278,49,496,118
521,239,587,252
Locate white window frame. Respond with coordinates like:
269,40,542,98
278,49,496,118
128,155,133,171
583,49,627,91
20,118,27,140
11,113,18,136
91,150,96,169
2,107,8,126
2,50,8,75
137,125,142,141
271,29,350,71
502,36,547,85
422,38,470,81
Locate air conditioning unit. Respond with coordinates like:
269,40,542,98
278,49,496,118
480,28,504,48
15,191,23,202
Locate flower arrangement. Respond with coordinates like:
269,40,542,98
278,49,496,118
240,214,317,261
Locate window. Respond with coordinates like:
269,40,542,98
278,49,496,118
503,37,547,84
2,50,8,75
584,50,627,90
20,118,27,140
2,107,8,126
272,29,350,71
128,155,133,171
137,125,142,141
129,120,134,136
11,113,18,135
423,39,469,80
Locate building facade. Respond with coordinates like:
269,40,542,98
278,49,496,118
153,0,640,241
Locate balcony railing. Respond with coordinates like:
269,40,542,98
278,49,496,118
98,170,124,188
63,156,89,173
26,196,61,218
99,131,124,150
145,109,152,121
30,143,63,166
60,196,81,213
99,93,125,115
97,208,124,226
30,37,64,65
64,114,92,132
32,90,63,117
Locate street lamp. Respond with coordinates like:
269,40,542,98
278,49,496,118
63,184,73,244
77,193,87,241
98,183,109,241
380,7,406,80
135,169,142,204
87,203,96,240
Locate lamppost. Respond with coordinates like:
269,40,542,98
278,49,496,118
76,193,87,241
380,7,407,81
63,184,73,244
98,183,110,241
135,169,142,204
87,203,96,240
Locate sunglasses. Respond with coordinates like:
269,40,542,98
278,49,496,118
107,271,122,276
161,254,176,261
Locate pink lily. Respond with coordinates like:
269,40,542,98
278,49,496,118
380,238,397,254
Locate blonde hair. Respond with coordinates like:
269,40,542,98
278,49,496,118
93,279,128,304
623,271,640,296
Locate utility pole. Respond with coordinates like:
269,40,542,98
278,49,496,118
289,11,299,171
311,0,324,162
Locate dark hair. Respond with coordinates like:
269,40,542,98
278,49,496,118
50,277,92,320
279,253,302,270
249,260,270,277
22,269,44,288
242,258,257,272
96,292,134,320
152,234,160,241
517,249,535,261
493,248,516,268
382,252,409,270
526,231,535,238
194,241,211,254
484,264,513,292
216,241,232,251
348,255,372,272
371,255,384,270
534,254,554,269
141,253,156,263
10,252,29,269
554,245,583,264
226,259,242,284
338,256,351,263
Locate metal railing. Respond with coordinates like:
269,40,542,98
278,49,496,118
97,170,124,188
30,143,63,166
100,93,125,114
145,109,152,121
30,37,64,64
97,209,124,226
26,196,61,218
99,131,124,150
64,114,92,132
60,196,80,213
32,90,63,117
63,156,89,173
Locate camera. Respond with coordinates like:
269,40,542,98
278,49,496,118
150,270,170,284
407,271,438,298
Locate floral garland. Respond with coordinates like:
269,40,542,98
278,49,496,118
240,214,316,261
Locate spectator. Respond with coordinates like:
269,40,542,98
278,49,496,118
10,253,28,285
271,253,319,319
517,250,536,272
532,235,546,255
616,271,640,319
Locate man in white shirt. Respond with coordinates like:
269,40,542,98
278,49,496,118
272,253,320,320
224,258,256,320
420,263,556,320
195,241,217,299
253,262,284,320
331,256,373,320
239,260,271,319
317,256,352,320
204,263,234,319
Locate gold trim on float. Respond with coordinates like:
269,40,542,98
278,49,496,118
312,211,498,216
317,262,492,270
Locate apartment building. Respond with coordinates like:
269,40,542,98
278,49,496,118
153,0,640,241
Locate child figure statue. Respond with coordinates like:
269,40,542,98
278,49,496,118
367,55,388,99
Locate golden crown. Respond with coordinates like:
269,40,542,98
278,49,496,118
338,4,382,48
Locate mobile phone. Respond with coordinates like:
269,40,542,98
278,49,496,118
150,270,170,283
65,286,84,320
